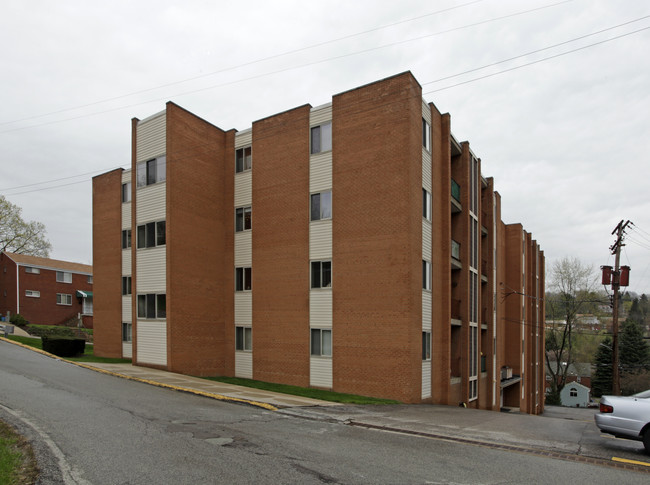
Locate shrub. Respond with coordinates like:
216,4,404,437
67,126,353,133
41,337,85,357
9,314,28,327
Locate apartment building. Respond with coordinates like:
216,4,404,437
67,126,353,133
0,251,93,327
92,71,545,413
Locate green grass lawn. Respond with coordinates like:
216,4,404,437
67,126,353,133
0,420,38,485
5,335,131,364
203,376,401,405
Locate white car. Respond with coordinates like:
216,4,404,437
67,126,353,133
595,389,650,453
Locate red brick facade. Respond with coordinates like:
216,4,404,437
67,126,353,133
92,71,546,412
0,252,93,327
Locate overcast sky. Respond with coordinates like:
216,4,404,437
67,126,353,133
1,0,649,297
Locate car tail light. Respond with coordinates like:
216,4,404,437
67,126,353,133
600,403,613,413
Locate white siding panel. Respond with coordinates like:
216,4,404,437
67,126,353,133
422,221,432,261
422,149,432,192
422,99,432,123
310,104,332,126
309,220,332,260
137,321,167,366
310,290,332,328
121,170,132,184
122,296,132,323
235,352,253,379
136,113,166,162
136,183,166,223
234,172,252,207
422,291,432,331
309,153,332,193
422,361,432,398
235,292,252,325
136,247,166,293
122,342,132,359
235,129,252,148
122,249,131,276
121,202,132,230
234,231,252,266
310,357,333,388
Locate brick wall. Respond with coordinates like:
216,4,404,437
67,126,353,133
166,102,230,376
0,254,17,320
92,168,124,357
252,104,311,386
332,72,422,403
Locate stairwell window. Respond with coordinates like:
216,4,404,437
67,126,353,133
422,118,431,152
56,271,72,283
235,326,252,351
122,229,131,249
122,182,131,202
137,293,166,319
311,261,332,289
235,206,252,232
56,293,72,305
235,146,252,173
422,260,431,290
136,156,166,187
122,276,132,296
310,191,331,221
422,331,431,360
422,189,432,221
235,267,252,291
311,328,332,357
122,322,132,342
310,122,332,154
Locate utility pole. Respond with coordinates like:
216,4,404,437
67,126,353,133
609,220,631,396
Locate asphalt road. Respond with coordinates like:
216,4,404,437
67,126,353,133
0,340,647,484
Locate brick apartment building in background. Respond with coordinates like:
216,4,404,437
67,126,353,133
92,71,545,413
0,251,93,327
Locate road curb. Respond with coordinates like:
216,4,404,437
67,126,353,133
0,337,278,411
348,421,650,474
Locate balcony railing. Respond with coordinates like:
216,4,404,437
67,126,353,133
451,178,461,202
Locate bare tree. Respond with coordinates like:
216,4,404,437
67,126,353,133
545,257,598,404
0,195,52,257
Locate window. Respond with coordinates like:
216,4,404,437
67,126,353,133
422,331,431,360
311,261,332,289
310,191,332,221
122,229,131,249
122,182,131,202
235,267,252,291
122,276,132,296
87,275,93,284
56,293,72,305
235,326,252,351
310,122,332,154
137,293,166,319
235,206,252,232
311,328,332,356
422,189,431,221
56,271,72,283
235,146,252,173
422,118,431,151
122,322,132,342
25,290,40,298
136,156,166,187
570,388,578,397
24,267,40,274
422,260,431,290
137,221,166,249
83,297,93,315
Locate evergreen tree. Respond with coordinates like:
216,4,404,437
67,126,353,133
592,337,613,398
620,318,650,395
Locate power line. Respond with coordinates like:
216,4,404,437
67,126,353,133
425,25,650,93
0,0,578,134
0,167,119,192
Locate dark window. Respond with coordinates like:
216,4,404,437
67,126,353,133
235,207,252,232
422,260,431,290
310,191,331,221
122,182,131,203
122,229,131,249
137,221,165,249
311,261,332,289
137,156,166,187
235,326,252,351
156,221,166,246
137,293,166,319
122,322,132,342
422,331,431,360
310,122,332,154
235,267,252,291
311,328,332,356
422,118,431,151
122,276,131,296
422,189,431,221
235,147,252,173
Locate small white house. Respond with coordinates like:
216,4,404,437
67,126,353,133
561,382,591,408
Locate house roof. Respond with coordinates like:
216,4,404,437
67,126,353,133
562,382,591,392
2,251,92,275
